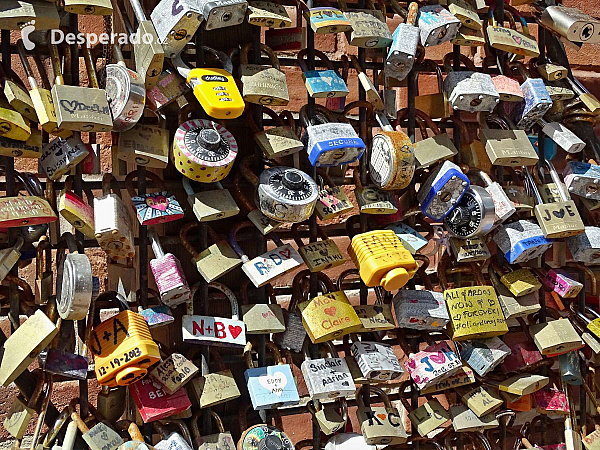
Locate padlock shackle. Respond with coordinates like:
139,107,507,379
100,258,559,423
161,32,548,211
356,384,394,409
543,159,569,202
240,155,260,187
416,59,444,93
336,268,360,292
101,172,122,199
442,52,477,73
16,40,38,89
207,282,240,320
228,221,255,262
245,105,286,134
566,262,597,296
440,115,473,146
81,45,100,90
48,43,65,86
299,103,336,129
297,49,336,73
278,110,297,133
239,279,277,306
232,172,257,214
127,0,148,22
291,269,311,310
522,166,543,205
291,221,329,247
342,100,374,124
148,228,165,259
125,170,168,199
36,236,50,278
413,254,432,290
240,43,280,70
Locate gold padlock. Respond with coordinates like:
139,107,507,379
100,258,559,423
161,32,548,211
239,280,285,334
187,349,241,408
246,106,303,159
0,62,36,123
292,221,345,272
247,0,292,28
496,264,542,297
414,60,450,119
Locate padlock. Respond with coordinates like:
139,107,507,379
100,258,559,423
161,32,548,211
191,411,234,450
146,69,189,112
529,308,584,357
41,134,90,181
538,118,585,154
125,170,184,225
369,111,415,190
469,169,516,225
458,337,511,376
4,372,45,439
148,228,191,307
89,291,161,386
417,4,461,46
386,2,419,81
483,59,524,103
300,0,352,34
500,319,544,374
356,385,407,445
182,177,239,223
247,0,292,28
292,222,345,272
488,263,540,321
404,332,462,389
444,185,495,239
139,298,175,328
524,163,585,239
449,404,499,432
456,384,503,418
449,236,491,263
443,53,500,113
565,76,600,114
564,161,600,200
244,341,300,410
308,398,348,435
105,43,145,132
413,61,451,119
34,237,53,304
559,350,582,386
417,160,470,220
246,106,303,159
172,47,244,119
239,43,289,106
567,227,600,265
71,409,123,450
238,404,294,450
398,379,450,436
0,96,30,142
0,236,23,282
116,115,169,168
539,268,582,299
149,0,202,58
273,270,310,352
240,156,319,223
386,221,430,255
153,421,193,450
64,0,112,14
499,374,550,398
393,254,449,330
351,335,403,381
182,282,246,347
508,62,553,131
486,9,539,57
94,173,136,261
129,377,192,423
353,168,398,215
540,5,600,44
397,108,457,167
298,49,349,99
187,348,240,408
534,386,570,415
451,24,486,46
239,280,285,334
58,176,95,238
98,386,126,424
338,0,392,48
229,221,303,287
495,264,542,297
49,43,112,133
0,62,36,123
0,0,59,30
232,172,282,236
494,219,553,264
180,222,242,282
265,25,306,52
196,0,248,30
348,225,418,291
56,232,92,321
315,169,353,220
0,128,41,158
149,352,198,395
439,255,508,340
300,102,366,167
448,0,481,29
301,340,355,400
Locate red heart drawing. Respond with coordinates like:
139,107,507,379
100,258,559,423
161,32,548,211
406,359,416,370
409,318,419,323
410,299,418,303
324,307,337,317
279,248,291,259
146,195,168,212
229,325,243,339
377,414,387,420
512,35,523,45
428,351,447,365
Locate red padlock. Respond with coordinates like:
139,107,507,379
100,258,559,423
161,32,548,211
129,377,191,423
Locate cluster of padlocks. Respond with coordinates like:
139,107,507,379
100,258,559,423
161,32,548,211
3,0,600,449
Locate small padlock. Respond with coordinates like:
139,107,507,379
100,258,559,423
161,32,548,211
563,161,600,200
300,0,352,34
153,421,193,450
413,61,451,119
458,337,511,376
64,0,112,14
451,24,486,46
0,96,30,142
416,4,461,46
488,263,540,321
351,335,403,381
508,62,553,131
534,387,570,415
298,49,349,99
484,59,524,102
308,398,348,436
0,128,41,158
0,62,36,123
567,226,600,264
116,113,169,168
149,0,202,58
496,264,542,297
386,221,430,255
196,0,248,31
539,268,583,299
273,270,310,352
182,177,239,222
386,2,419,81
187,348,240,408
469,169,516,225
247,0,292,28
41,134,90,181
292,222,345,272
538,119,585,154
456,384,503,418
239,280,285,334
239,43,289,106
58,176,95,238
449,236,491,263
98,386,126,425
356,385,407,445
448,0,481,29
417,159,470,220
3,372,45,439
315,169,353,220
301,340,355,400
125,170,184,225
56,232,93,321
486,9,539,57
146,69,189,112
354,168,398,215
493,219,553,264
449,404,499,433
246,106,303,159
71,409,123,450
397,379,450,436
182,282,246,347
34,237,53,304
149,351,199,395
338,0,392,48
148,229,191,307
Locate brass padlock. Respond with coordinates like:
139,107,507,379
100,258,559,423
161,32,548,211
239,43,289,106
488,263,540,321
65,0,112,15
308,398,348,436
3,372,45,439
486,9,539,58
247,0,292,28
456,384,503,418
246,106,303,159
338,0,392,48
182,177,239,222
116,113,169,168
149,351,199,395
0,62,36,123
356,385,407,445
0,96,30,142
35,237,53,305
239,280,285,334
414,60,450,119
529,308,584,357
398,379,450,436
0,0,60,30
292,221,345,272
187,349,240,408
315,169,353,220
58,176,96,239
496,264,542,297
479,112,538,166
353,168,398,215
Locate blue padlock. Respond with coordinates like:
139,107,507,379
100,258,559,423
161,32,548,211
244,341,300,410
528,134,557,160
493,219,553,264
298,49,349,98
416,160,469,220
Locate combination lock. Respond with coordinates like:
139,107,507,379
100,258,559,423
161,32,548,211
257,166,319,223
444,186,495,239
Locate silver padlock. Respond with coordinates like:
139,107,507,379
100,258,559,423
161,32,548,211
469,169,516,225
458,337,511,376
444,185,495,239
196,0,248,31
538,119,585,154
567,226,600,265
301,341,355,401
41,134,90,181
150,0,203,58
351,337,403,381
443,53,499,113
493,219,553,264
563,161,600,200
509,62,553,131
417,4,461,47
540,5,600,44
56,233,93,321
417,159,469,220
386,2,419,81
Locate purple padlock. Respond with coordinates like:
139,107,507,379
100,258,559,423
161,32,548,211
149,229,191,307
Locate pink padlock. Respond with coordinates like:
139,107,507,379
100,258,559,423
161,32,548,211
540,268,583,299
404,339,462,391
534,387,569,415
483,59,523,103
149,229,191,307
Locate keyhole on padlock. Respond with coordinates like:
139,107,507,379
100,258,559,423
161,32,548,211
283,171,303,190
587,184,599,194
439,192,452,202
470,97,482,107
436,28,447,40
581,24,594,41
222,12,232,22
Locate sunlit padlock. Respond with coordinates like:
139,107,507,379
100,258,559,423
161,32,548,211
308,398,348,436
292,221,345,272
458,337,511,376
125,170,184,225
354,169,398,215
301,340,355,400
386,2,419,81
239,43,289,106
479,112,539,166
351,334,403,381
540,5,600,45
356,385,407,445
239,280,285,334
41,134,90,181
417,159,469,220
397,379,450,436
187,348,240,409
273,270,310,352
150,0,202,58
58,176,95,238
246,106,303,159
508,62,553,131
149,351,199,395
315,169,354,220
56,232,93,321
529,309,584,357
247,0,292,28
404,333,462,390
488,263,540,321
416,4,461,47
494,219,553,264
564,161,600,200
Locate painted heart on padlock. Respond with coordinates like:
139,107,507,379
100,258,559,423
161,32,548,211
377,413,387,420
406,359,416,369
279,248,291,259
146,196,168,211
512,35,522,45
324,307,337,317
429,352,447,365
229,325,243,339
258,372,287,396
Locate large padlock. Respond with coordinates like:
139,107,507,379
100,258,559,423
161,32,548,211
493,219,553,264
416,4,461,46
488,263,540,321
229,221,303,288
94,173,135,261
58,176,95,238
567,226,600,265
539,5,600,44
49,43,112,132
180,223,241,282
89,291,161,386
298,49,349,98
273,270,310,352
404,333,462,390
182,177,239,222
41,134,90,181
149,351,198,395
413,60,451,119
315,169,353,220
247,0,292,28
439,256,508,340
417,159,470,220
56,232,93,321
301,340,355,400
563,161,600,200
393,254,449,330
308,398,348,436
301,102,366,167
529,309,584,357
351,335,403,381
148,229,191,307
458,337,511,376
182,282,246,347
524,163,584,239
509,62,553,131
149,0,202,58
356,385,407,445
443,53,500,113
298,272,362,343
239,280,285,334
338,0,392,48
443,185,496,239
239,43,289,106
172,47,245,119
192,411,234,450
246,106,303,159
486,9,539,57
187,348,240,408
125,170,184,225
292,222,345,272
244,341,300,410
398,379,450,436
386,2,419,81
354,169,398,215
300,0,352,34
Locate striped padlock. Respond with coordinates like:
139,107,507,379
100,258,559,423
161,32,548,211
173,118,238,182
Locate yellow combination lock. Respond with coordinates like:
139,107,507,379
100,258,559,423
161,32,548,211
88,292,160,387
348,222,418,291
173,46,244,120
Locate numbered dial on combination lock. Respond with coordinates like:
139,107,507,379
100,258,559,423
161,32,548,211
444,186,495,239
